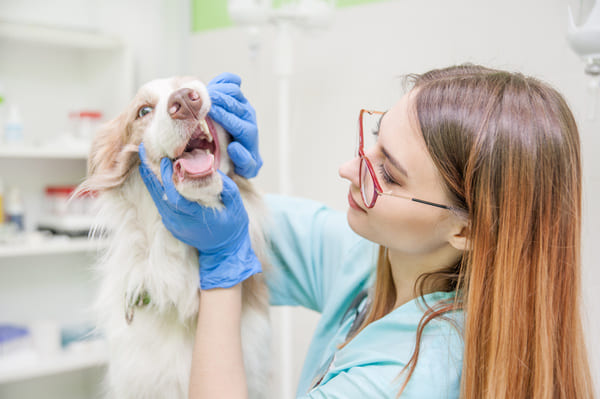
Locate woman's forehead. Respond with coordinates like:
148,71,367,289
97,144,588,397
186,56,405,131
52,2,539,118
379,92,439,183
381,91,419,132
379,92,424,152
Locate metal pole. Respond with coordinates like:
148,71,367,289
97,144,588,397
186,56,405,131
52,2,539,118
275,19,294,399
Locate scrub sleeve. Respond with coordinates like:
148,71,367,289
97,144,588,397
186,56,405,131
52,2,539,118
264,194,464,399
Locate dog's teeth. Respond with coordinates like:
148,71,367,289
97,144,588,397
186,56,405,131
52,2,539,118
200,119,212,142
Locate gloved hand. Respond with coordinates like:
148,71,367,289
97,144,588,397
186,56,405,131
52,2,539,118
138,143,262,290
207,73,263,178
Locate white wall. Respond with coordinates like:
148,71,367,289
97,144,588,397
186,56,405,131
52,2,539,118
186,0,600,396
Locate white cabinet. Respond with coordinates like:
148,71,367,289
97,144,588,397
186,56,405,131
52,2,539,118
0,21,133,398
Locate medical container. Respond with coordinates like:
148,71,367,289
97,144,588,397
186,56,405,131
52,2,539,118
0,80,5,143
0,324,31,356
5,186,24,231
4,104,24,144
69,110,102,140
37,185,97,236
0,178,4,225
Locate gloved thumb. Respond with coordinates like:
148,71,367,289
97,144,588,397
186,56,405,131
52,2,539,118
218,171,243,210
138,143,166,201
159,157,201,214
227,142,257,178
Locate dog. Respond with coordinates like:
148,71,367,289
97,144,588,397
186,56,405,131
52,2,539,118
76,77,271,399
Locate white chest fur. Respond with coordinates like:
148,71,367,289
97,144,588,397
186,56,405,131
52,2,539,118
92,172,271,399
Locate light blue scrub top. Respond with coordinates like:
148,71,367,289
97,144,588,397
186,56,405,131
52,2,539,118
264,194,464,398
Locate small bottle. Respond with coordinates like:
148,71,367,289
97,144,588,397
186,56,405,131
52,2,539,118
0,178,4,225
6,187,24,231
0,81,5,143
4,104,23,144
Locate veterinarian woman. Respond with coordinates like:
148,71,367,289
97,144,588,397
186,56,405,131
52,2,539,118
138,64,594,398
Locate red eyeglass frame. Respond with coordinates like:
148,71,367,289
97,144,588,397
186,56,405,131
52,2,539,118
357,109,455,211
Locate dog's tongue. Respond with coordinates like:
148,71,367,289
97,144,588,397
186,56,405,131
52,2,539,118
174,149,215,179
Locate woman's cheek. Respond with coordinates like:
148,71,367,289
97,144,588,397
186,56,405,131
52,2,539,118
377,212,446,254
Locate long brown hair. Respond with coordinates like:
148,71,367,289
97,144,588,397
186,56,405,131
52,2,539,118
344,64,594,398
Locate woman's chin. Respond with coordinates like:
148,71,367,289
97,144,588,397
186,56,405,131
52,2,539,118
346,211,370,240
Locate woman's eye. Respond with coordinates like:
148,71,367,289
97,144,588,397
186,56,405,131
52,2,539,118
137,106,153,119
379,164,399,185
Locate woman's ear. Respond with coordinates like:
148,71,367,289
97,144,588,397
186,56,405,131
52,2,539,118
448,222,471,251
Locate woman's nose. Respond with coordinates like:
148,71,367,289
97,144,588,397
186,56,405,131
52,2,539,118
339,156,361,186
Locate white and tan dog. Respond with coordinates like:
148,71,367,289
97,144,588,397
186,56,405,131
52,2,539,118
77,77,270,399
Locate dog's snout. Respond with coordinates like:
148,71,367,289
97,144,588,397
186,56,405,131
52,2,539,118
168,88,202,120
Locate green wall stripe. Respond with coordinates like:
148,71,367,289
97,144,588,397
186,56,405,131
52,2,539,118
191,0,388,32
337,0,386,7
191,0,232,32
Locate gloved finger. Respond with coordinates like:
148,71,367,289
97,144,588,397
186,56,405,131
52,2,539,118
209,102,256,128
159,157,202,214
209,106,258,148
208,72,241,86
217,171,243,210
138,143,165,199
139,142,150,166
210,92,254,120
227,142,257,178
139,165,164,205
208,82,247,103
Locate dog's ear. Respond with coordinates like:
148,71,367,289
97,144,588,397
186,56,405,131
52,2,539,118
76,111,140,195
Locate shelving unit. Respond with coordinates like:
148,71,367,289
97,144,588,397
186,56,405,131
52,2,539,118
0,19,133,399
0,20,123,50
0,237,107,258
0,145,89,160
0,341,108,384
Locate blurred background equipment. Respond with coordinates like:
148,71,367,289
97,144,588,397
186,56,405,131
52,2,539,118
226,2,335,396
568,0,600,118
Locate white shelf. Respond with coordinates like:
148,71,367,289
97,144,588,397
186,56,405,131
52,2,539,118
0,145,89,160
0,342,108,384
0,237,107,258
0,20,123,50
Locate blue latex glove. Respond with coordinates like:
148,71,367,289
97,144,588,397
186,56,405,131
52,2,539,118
138,143,261,290
207,73,263,178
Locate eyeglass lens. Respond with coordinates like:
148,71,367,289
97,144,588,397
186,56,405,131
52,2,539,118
361,112,380,152
358,111,382,208
360,158,376,207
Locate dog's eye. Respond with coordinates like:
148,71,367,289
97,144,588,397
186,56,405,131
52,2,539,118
137,106,154,119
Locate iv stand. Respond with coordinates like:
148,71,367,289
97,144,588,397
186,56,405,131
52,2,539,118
228,2,334,397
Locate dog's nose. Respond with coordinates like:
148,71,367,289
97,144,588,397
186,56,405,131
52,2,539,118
168,88,202,120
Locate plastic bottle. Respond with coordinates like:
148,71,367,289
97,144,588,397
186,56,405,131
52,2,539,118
6,187,24,231
4,104,24,144
0,81,5,143
0,178,4,225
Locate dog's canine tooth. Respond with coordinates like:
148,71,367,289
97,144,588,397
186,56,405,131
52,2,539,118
200,119,212,142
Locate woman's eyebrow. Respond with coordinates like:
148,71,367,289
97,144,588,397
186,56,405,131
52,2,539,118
381,146,409,178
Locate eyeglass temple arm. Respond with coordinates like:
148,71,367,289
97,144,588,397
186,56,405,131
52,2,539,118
378,188,453,210
411,198,453,210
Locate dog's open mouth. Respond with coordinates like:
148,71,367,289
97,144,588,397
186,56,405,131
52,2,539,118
173,117,220,182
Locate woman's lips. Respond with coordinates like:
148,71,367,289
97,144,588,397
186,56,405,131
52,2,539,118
348,191,365,212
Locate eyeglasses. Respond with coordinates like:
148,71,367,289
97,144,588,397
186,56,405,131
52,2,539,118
357,109,455,210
